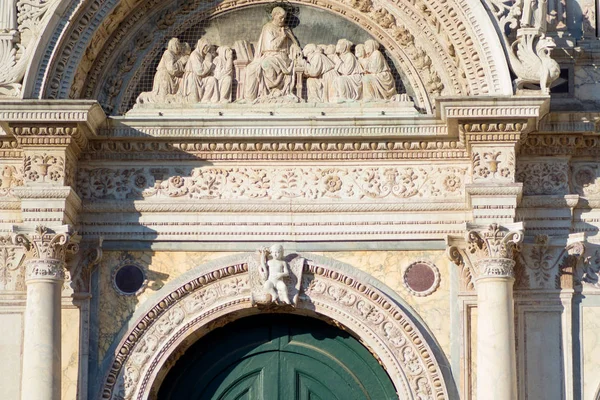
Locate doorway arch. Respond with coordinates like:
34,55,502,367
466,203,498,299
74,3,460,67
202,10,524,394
100,253,452,399
158,313,397,399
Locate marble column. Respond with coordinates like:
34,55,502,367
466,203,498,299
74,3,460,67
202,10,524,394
15,226,79,400
474,257,518,400
448,223,523,400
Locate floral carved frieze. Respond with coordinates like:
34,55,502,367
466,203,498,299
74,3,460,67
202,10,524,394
102,256,448,400
516,161,569,195
76,165,467,201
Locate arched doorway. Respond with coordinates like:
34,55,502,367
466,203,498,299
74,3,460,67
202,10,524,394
158,314,397,399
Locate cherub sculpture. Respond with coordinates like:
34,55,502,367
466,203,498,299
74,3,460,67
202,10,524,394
249,244,304,306
259,244,291,304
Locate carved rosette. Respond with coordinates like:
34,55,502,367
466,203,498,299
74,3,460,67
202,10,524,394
14,226,80,282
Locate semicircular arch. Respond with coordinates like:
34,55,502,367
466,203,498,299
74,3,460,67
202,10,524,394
98,252,456,400
22,0,512,113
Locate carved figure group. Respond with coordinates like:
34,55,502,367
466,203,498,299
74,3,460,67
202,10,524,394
136,37,233,105
137,7,399,106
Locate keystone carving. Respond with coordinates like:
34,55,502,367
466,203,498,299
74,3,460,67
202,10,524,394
249,245,304,306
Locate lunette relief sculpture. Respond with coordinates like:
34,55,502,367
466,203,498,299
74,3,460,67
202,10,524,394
249,244,304,306
134,6,406,108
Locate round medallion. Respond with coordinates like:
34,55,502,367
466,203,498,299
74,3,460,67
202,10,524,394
403,261,440,297
113,264,146,295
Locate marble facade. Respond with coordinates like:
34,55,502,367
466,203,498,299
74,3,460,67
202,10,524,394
1,0,600,399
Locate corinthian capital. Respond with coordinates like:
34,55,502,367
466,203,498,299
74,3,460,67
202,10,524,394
13,225,80,281
447,223,524,285
466,223,524,261
14,225,80,262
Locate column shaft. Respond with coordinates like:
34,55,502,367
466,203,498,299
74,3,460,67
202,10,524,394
476,259,517,400
21,259,64,400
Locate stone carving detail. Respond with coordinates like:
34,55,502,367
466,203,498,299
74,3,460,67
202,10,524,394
23,153,64,184
0,165,23,195
0,235,25,291
447,223,524,282
572,163,600,197
134,9,405,107
582,250,600,289
516,161,569,195
487,0,561,93
65,238,103,295
513,236,585,289
472,148,515,181
13,225,80,281
76,166,467,201
249,245,304,306
102,259,448,400
0,0,57,96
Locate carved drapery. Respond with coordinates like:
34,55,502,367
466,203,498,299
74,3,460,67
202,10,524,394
100,254,450,400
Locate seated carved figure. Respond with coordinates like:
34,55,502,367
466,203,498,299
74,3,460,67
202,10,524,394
362,39,397,101
136,38,187,104
213,46,234,103
333,39,363,102
243,7,300,102
180,38,218,103
355,44,368,70
302,43,337,103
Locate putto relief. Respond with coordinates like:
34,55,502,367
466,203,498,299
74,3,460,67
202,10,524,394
134,6,406,108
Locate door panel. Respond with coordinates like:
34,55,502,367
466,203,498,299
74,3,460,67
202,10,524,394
158,314,396,400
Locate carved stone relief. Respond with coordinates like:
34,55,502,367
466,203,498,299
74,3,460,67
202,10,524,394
486,0,560,93
471,147,516,182
249,245,304,306
0,235,25,291
76,165,468,201
100,256,449,400
134,10,405,107
513,235,585,290
516,161,569,195
572,163,600,197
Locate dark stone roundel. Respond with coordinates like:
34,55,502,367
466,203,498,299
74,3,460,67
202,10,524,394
403,261,439,296
114,265,145,294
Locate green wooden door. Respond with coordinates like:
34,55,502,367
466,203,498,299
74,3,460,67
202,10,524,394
158,314,397,400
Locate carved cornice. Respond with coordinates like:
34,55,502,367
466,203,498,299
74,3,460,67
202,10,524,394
84,138,467,161
11,124,87,152
520,134,600,157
